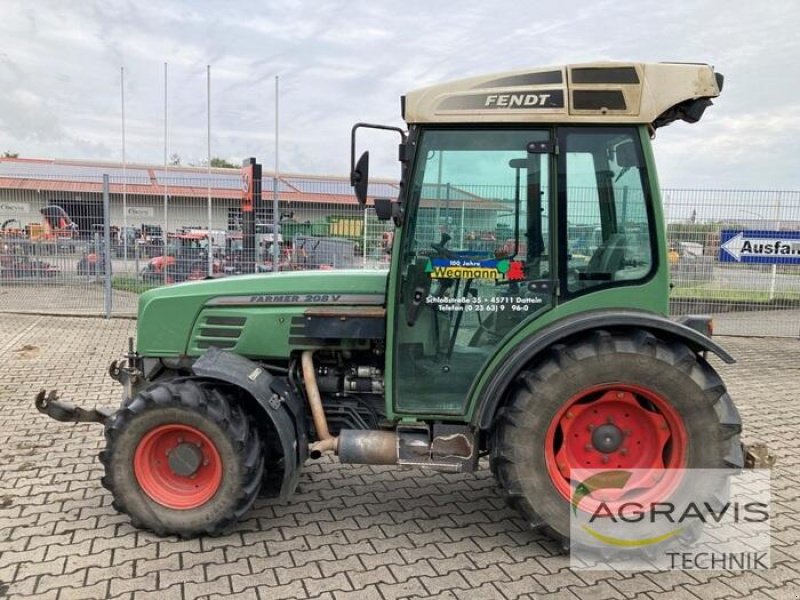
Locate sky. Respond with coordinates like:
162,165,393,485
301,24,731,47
0,0,798,189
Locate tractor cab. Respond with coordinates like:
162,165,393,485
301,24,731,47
351,62,723,415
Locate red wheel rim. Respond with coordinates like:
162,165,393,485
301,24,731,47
133,424,223,510
544,384,687,511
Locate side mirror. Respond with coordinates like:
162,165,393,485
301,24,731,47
351,151,369,206
374,198,393,221
373,197,403,224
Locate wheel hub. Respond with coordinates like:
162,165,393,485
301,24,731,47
133,424,223,510
168,442,203,477
591,423,623,453
544,384,688,510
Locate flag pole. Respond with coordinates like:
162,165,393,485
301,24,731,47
207,64,213,276
272,75,280,267
163,62,168,286
121,66,128,267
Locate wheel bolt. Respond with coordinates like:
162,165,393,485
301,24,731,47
601,455,609,464
203,458,209,467
617,392,624,399
607,416,614,424
565,411,574,419
620,448,628,456
624,429,632,437
587,424,595,432
177,436,184,443
584,444,593,451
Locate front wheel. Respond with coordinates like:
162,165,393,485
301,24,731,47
490,329,742,546
100,379,264,537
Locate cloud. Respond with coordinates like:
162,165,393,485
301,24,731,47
0,0,797,189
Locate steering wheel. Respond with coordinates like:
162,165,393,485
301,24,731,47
429,232,455,259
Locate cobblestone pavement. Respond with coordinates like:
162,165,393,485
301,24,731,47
0,285,138,317
711,308,800,338
0,315,798,600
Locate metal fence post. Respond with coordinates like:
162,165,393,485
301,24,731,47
103,174,112,318
768,191,782,301
363,207,368,267
94,234,101,284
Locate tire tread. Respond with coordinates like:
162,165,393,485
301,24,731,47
491,329,742,548
100,377,264,538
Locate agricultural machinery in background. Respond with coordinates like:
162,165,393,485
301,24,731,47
0,207,76,280
141,230,221,284
0,205,77,254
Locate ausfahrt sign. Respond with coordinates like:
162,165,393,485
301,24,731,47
720,230,800,264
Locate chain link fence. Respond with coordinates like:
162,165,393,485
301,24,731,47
0,171,392,316
664,189,800,336
0,167,797,336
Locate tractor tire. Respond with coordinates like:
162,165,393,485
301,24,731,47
490,329,742,547
100,378,264,537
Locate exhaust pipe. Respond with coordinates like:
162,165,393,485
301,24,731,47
301,350,338,458
337,430,397,465
300,349,397,464
336,427,472,471
300,351,476,471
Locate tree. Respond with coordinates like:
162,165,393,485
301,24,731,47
168,153,181,166
210,157,237,169
2,151,19,158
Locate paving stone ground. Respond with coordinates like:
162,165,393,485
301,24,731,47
0,314,798,600
0,284,138,317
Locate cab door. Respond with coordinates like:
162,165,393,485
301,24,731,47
391,128,557,416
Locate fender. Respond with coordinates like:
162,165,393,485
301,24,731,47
472,309,735,430
192,348,307,500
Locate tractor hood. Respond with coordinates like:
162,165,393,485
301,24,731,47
137,269,388,356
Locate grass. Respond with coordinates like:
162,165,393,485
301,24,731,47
670,284,800,303
111,276,163,295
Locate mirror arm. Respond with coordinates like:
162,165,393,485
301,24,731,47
350,122,407,179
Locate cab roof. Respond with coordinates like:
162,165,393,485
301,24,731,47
402,62,722,128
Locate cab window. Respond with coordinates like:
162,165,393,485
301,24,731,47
559,128,654,295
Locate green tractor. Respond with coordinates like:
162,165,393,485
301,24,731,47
37,62,751,544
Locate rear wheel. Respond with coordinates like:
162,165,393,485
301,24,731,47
490,329,742,546
100,379,264,537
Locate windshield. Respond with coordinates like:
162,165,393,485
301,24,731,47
404,128,551,276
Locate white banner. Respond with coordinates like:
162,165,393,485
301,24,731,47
125,206,154,218
0,202,30,214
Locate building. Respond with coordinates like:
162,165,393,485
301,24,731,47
0,156,402,233
0,157,510,253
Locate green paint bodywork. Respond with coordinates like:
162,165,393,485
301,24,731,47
137,269,388,357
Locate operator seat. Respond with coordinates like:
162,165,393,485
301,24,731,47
585,233,627,279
